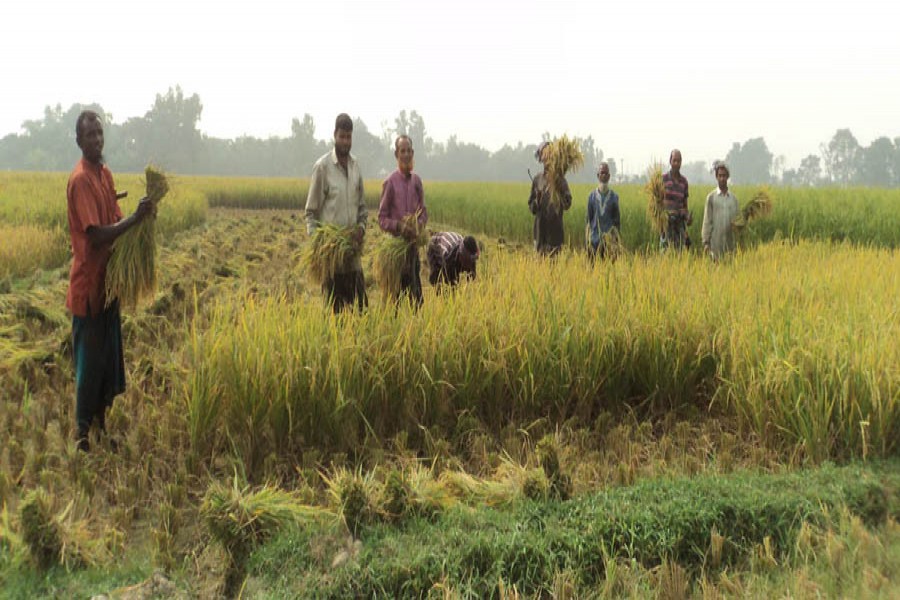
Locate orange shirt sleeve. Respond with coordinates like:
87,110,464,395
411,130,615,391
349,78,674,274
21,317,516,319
67,173,102,234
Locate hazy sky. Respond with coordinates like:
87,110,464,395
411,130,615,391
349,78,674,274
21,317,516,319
5,0,899,174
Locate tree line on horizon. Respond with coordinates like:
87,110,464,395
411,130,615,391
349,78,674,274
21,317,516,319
2,86,899,188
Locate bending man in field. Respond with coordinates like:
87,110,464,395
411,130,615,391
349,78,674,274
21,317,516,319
661,149,691,251
66,110,154,452
586,162,621,261
528,141,572,256
378,135,427,307
702,161,740,260
426,232,479,292
306,113,369,313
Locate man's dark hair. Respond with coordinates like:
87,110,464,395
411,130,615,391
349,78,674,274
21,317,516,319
463,236,479,256
334,113,353,133
394,134,412,152
75,110,101,142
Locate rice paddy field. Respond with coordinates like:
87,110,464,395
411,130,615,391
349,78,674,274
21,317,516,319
1,170,900,598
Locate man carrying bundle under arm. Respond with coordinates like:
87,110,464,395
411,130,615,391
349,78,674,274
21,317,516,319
305,113,368,313
528,141,572,256
66,110,154,452
426,232,479,293
378,134,427,307
702,161,740,260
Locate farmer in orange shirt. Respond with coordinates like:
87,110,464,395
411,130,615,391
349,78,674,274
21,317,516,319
67,110,153,451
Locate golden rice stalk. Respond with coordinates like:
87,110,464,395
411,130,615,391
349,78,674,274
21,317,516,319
645,164,667,235
733,187,774,232
601,227,625,261
544,136,584,209
373,210,426,298
301,223,361,285
105,165,168,309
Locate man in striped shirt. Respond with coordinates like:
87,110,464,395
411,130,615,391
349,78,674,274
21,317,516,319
661,149,692,250
426,232,479,291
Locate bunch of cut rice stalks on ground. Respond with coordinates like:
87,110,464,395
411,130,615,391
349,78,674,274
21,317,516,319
105,165,168,309
645,164,668,236
301,223,363,285
373,211,427,298
732,187,774,232
542,135,584,209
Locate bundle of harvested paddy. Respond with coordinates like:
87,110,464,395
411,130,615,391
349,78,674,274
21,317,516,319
601,227,625,261
105,166,169,308
732,187,774,232
373,211,426,298
301,223,362,285
645,164,668,235
543,135,584,209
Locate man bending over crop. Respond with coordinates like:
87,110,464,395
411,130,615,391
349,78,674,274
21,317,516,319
528,141,572,256
702,161,740,260
426,232,479,292
378,135,428,307
66,110,154,451
305,113,369,312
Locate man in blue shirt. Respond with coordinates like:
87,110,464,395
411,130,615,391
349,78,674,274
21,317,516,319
586,162,621,260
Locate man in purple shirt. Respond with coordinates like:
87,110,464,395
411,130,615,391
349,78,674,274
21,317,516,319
379,135,428,306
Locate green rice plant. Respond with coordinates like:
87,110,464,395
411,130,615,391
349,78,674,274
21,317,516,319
104,166,170,308
300,223,361,285
0,225,68,280
187,240,900,464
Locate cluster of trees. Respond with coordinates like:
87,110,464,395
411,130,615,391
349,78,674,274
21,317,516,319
2,87,899,187
0,87,604,183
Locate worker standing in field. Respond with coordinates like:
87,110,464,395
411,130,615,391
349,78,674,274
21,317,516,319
378,135,427,307
306,113,369,312
528,141,572,256
426,231,479,292
586,161,621,261
66,110,154,452
702,161,740,260
661,149,691,250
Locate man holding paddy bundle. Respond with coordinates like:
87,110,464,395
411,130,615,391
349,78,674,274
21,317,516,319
378,134,427,307
66,110,154,452
702,161,740,260
661,149,692,250
528,141,573,256
586,161,621,260
305,113,369,313
426,231,479,292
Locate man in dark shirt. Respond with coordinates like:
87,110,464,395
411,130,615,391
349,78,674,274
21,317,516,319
528,142,572,256
426,232,479,292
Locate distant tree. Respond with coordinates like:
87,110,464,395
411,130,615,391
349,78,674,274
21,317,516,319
821,129,860,186
724,137,773,184
859,136,895,187
796,154,822,187
681,161,714,187
606,158,617,181
142,86,203,172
